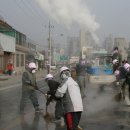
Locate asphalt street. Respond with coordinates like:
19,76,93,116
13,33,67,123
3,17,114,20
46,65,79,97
0,77,130,130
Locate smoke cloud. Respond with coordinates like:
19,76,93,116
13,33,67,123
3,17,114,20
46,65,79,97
35,0,100,43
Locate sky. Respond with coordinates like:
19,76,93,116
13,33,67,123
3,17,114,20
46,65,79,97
0,0,130,49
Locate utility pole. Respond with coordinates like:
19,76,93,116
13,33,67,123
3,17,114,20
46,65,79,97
48,21,54,66
48,21,51,66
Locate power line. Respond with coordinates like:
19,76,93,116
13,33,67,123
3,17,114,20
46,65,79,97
21,0,39,20
14,0,29,17
13,0,46,43
14,0,43,26
24,0,46,24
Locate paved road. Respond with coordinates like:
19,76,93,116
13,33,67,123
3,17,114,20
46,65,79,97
0,77,130,130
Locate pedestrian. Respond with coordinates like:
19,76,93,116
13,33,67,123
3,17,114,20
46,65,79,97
76,59,86,98
112,47,122,65
114,61,130,103
71,65,77,81
45,74,64,122
20,62,40,114
46,61,50,74
55,66,83,130
6,61,14,76
123,62,130,102
112,59,120,73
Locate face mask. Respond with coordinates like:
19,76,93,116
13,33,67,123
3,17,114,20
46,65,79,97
32,69,36,73
61,73,68,80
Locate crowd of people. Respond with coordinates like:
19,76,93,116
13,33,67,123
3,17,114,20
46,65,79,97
19,59,86,130
112,47,130,104
19,46,130,130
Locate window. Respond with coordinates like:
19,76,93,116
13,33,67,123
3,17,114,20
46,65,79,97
21,54,24,66
16,54,19,67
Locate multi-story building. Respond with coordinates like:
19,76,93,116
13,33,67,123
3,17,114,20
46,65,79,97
80,30,97,59
67,36,80,57
0,19,29,74
0,32,15,73
0,20,16,73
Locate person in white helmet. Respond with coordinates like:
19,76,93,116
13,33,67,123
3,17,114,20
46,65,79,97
55,66,83,130
20,62,40,113
114,60,130,102
45,74,64,122
112,47,122,64
123,61,130,101
112,59,119,73
124,62,130,71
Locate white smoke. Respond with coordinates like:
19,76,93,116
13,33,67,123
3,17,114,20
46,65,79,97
35,0,100,43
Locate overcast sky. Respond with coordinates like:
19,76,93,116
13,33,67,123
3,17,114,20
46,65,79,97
0,0,130,48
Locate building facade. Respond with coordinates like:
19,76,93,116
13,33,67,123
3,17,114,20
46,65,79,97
0,20,16,73
67,36,80,57
0,19,29,74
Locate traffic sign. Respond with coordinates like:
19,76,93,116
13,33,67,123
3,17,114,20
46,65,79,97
60,55,68,61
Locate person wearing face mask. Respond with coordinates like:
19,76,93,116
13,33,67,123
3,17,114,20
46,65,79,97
20,62,40,114
55,66,83,130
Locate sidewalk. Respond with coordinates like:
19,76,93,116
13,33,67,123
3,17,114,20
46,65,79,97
0,69,47,89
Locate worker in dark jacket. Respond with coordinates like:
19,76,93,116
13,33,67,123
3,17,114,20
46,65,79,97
45,74,64,121
123,63,130,102
112,59,120,73
112,47,122,65
20,62,40,113
76,59,86,98
114,62,130,102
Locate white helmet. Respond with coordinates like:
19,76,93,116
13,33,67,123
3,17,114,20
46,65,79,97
60,66,70,74
45,74,53,79
28,62,36,69
124,63,130,70
112,59,118,65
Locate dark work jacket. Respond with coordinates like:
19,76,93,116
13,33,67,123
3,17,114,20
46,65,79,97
112,52,122,65
118,66,127,80
76,63,86,76
125,71,130,84
22,69,37,90
116,66,130,85
47,79,60,97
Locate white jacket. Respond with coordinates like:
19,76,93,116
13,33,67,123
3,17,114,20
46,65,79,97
55,77,83,113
